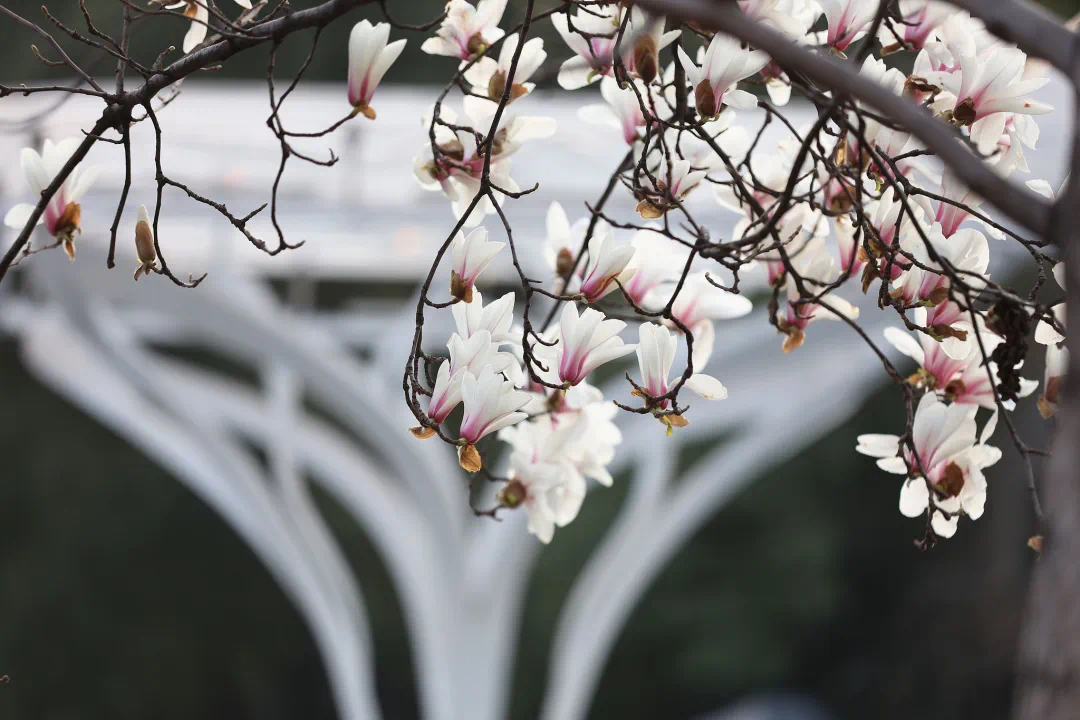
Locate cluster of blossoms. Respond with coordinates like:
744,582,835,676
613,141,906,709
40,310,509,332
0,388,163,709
395,0,1064,545
2,0,1065,546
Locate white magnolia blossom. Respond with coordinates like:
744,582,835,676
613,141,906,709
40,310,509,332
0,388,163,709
450,226,504,302
818,0,877,53
552,5,679,90
1035,262,1068,419
166,0,251,54
4,138,100,261
620,228,689,306
457,365,531,468
544,303,637,387
578,77,648,146
648,272,753,368
677,33,769,118
857,393,1001,538
778,240,860,353
878,0,952,52
577,228,636,304
421,0,507,61
427,330,520,423
636,322,728,409
636,158,707,219
452,289,519,347
347,20,406,119
464,35,546,102
414,99,554,226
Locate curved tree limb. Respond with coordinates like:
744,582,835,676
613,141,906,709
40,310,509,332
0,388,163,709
632,0,1054,237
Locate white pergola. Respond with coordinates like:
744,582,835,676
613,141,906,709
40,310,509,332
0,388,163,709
0,80,1068,720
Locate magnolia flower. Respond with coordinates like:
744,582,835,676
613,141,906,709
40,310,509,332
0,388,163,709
4,138,100,261
577,228,636,303
893,223,989,306
677,33,769,119
452,289,518,347
739,0,813,40
421,0,507,61
133,205,158,281
450,226,504,302
166,0,251,53
552,5,679,90
953,46,1052,154
542,201,610,281
347,20,406,119
878,0,952,53
635,323,727,432
856,393,1000,538
457,365,531,470
620,228,688,306
884,308,1036,411
497,419,587,543
636,158,707,219
464,35,546,102
778,240,860,353
425,330,520,425
549,303,636,386
578,77,648,146
836,187,905,278
414,100,554,226
818,0,876,53
645,271,753,369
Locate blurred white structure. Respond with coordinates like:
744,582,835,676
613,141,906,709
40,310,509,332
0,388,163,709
0,80,1068,720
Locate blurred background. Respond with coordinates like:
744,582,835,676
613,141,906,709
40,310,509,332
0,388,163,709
0,1,1072,719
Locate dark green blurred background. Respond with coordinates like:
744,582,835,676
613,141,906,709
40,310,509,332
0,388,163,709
0,1,1070,718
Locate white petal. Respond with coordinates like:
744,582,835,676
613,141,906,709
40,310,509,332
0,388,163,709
685,373,727,400
899,478,930,518
931,511,958,538
856,433,901,458
3,203,40,230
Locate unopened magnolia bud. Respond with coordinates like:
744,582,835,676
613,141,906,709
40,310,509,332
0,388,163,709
555,247,574,277
632,35,659,83
135,206,156,264
133,205,158,280
694,80,718,119
458,443,482,472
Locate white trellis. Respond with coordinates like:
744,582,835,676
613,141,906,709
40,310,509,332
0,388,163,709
0,82,1068,720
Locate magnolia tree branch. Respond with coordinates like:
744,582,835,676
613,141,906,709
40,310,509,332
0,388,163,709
0,0,389,284
632,0,1055,237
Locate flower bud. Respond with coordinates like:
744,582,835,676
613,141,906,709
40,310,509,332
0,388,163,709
632,35,659,84
694,80,718,119
133,205,158,280
555,247,574,277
